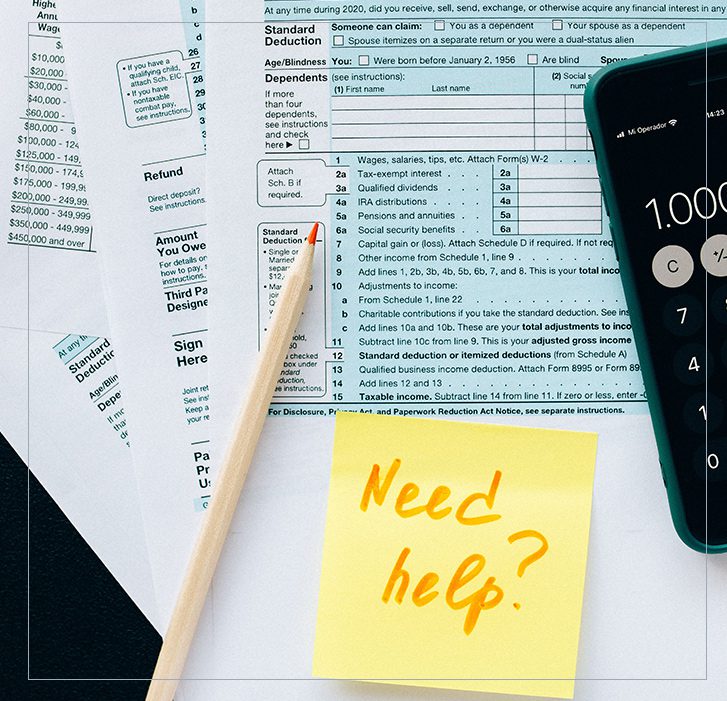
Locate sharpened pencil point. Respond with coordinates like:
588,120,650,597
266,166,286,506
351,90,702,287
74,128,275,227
308,222,319,245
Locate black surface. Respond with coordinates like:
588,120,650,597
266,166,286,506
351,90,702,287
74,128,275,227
2,431,161,699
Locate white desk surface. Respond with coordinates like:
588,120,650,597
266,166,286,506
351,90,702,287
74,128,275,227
176,414,727,701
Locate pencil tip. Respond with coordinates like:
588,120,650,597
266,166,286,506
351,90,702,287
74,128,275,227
307,222,319,245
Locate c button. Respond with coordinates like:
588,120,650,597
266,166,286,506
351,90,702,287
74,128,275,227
652,245,694,288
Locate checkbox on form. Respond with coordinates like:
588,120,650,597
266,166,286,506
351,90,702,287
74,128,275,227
527,54,539,64
552,19,563,30
333,35,344,46
299,139,310,150
358,55,369,66
434,20,445,30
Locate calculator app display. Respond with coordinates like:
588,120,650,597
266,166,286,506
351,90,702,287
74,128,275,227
596,52,727,547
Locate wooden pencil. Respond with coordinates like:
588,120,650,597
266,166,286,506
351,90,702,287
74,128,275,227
146,222,319,701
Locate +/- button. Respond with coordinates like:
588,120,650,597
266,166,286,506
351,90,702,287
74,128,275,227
700,234,727,277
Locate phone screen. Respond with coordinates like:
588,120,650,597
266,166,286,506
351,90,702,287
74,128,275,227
593,45,727,547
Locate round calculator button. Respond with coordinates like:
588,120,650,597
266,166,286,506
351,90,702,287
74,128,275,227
674,344,712,385
693,438,727,481
710,284,727,324
700,234,727,277
684,393,724,434
707,396,723,433
663,294,703,336
652,245,694,288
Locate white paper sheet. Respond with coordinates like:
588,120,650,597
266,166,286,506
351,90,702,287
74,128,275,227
58,1,212,631
0,0,110,336
0,327,158,629
0,0,158,631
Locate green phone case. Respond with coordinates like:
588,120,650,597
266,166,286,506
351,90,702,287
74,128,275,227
584,41,727,553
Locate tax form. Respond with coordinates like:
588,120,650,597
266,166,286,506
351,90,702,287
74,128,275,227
0,1,157,629
209,11,657,443
58,0,212,630
0,0,108,336
198,3,726,697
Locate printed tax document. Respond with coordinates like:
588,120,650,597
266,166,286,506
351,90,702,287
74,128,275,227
0,328,158,631
198,3,725,697
0,0,108,337
58,0,212,631
0,1,157,629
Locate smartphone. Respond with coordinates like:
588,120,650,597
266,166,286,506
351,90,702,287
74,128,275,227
584,41,727,552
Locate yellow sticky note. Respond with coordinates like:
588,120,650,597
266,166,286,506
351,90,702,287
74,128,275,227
313,412,598,699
